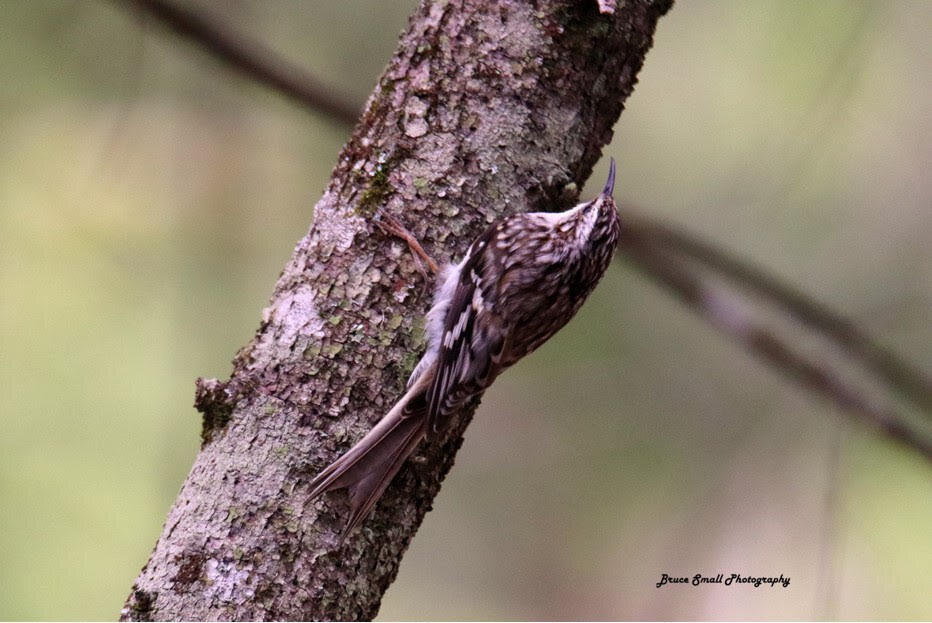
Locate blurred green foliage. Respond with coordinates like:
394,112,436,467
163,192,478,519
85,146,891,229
0,0,929,619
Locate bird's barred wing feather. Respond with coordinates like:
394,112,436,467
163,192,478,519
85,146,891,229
425,225,508,437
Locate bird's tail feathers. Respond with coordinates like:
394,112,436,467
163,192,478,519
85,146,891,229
310,388,427,540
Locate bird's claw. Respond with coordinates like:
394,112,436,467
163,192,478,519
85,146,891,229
374,211,439,295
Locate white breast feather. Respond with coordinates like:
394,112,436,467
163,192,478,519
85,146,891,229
406,256,465,387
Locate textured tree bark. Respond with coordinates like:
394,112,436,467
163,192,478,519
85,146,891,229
121,0,672,619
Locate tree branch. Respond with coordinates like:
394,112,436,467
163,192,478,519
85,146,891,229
120,0,674,619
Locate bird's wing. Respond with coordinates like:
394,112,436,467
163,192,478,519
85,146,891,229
424,224,509,438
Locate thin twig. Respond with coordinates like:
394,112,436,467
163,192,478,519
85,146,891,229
122,0,359,125
716,2,877,209
816,422,844,620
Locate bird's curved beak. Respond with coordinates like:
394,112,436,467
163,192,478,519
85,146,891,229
601,157,616,198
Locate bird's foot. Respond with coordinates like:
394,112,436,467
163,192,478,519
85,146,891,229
375,212,439,289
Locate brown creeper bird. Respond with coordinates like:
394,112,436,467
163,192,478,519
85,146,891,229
310,159,621,538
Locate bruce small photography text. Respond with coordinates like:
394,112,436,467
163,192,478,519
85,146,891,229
656,573,791,588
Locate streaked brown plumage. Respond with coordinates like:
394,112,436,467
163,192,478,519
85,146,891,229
310,159,621,538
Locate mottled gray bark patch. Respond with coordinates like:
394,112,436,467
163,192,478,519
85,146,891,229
122,0,672,619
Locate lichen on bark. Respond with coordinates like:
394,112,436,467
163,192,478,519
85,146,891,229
122,0,672,619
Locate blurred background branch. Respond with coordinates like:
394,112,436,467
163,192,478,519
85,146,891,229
123,0,360,124
121,0,932,460
619,222,932,459
623,212,932,416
